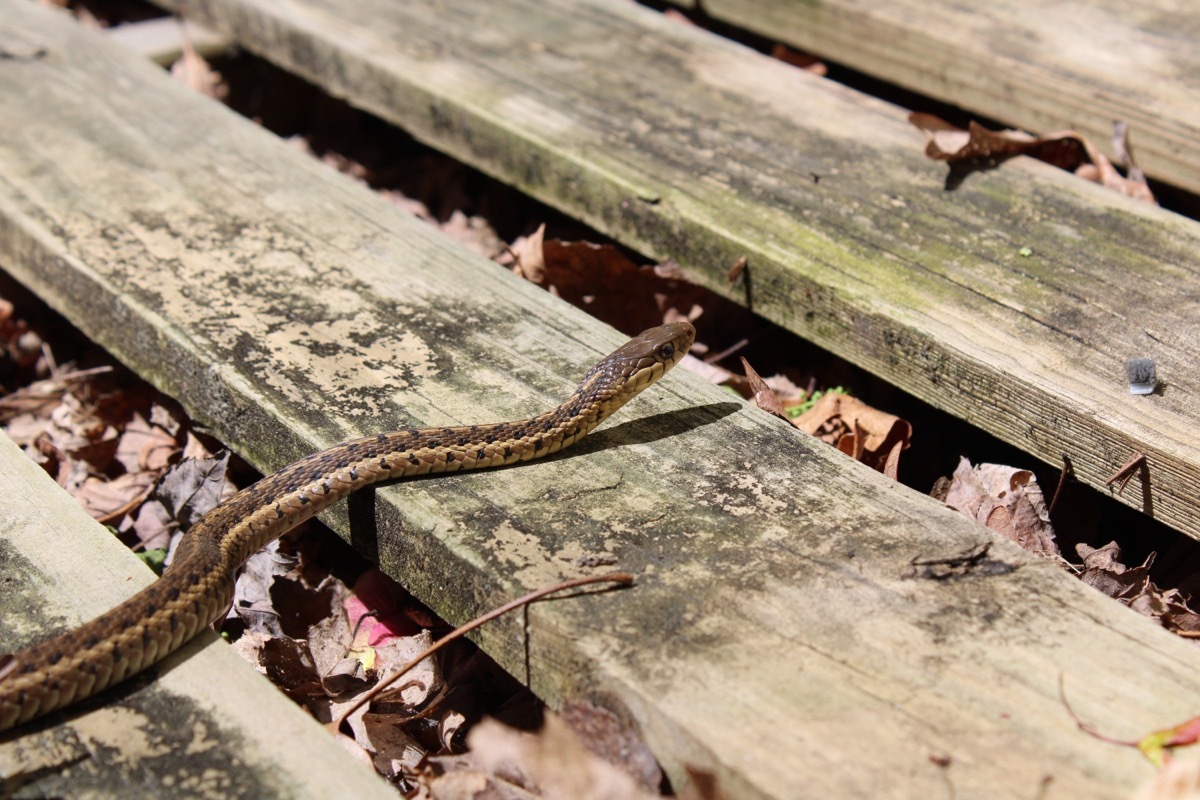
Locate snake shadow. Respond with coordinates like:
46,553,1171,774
565,400,740,458
347,401,740,560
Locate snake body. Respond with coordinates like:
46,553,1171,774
0,322,694,732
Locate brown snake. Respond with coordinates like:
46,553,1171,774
0,322,694,732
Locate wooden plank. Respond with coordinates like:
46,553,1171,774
668,0,1200,195
2,3,1199,797
106,16,229,65
0,430,396,799
149,0,1200,540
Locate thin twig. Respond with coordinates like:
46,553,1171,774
703,337,749,364
96,484,157,526
1104,452,1146,496
329,571,634,731
1058,673,1138,747
1048,454,1075,516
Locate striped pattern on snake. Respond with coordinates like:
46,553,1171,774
0,321,694,732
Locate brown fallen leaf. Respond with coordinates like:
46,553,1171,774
170,21,228,101
939,457,1059,558
910,113,1156,203
154,450,232,532
561,699,662,793
792,392,911,479
1132,756,1200,800
771,43,827,76
740,357,789,423
726,256,747,284
75,470,157,522
509,223,547,283
1076,541,1200,635
114,411,180,473
679,765,729,800
502,232,705,335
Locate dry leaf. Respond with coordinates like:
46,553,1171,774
510,223,547,283
505,236,705,335
154,450,231,531
1132,756,1200,800
228,539,299,636
679,765,729,800
458,714,661,800
792,392,911,478
910,114,1156,203
115,412,179,472
126,497,171,550
170,26,228,100
1076,541,1200,634
75,470,156,521
940,458,1058,557
726,256,747,284
740,357,789,422
561,700,661,792
770,44,827,76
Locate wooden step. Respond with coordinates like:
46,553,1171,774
1,3,1198,798
667,0,1200,195
105,16,229,66
154,0,1200,540
0,430,396,799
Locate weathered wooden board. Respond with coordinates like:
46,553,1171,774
146,0,1200,542
2,3,1199,798
667,0,1200,195
106,16,228,65
0,431,396,799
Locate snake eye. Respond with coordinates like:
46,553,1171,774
657,343,674,360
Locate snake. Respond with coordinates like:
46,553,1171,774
0,321,694,732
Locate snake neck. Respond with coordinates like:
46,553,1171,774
172,378,625,577
0,326,678,733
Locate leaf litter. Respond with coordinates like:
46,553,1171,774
910,113,1156,202
264,87,1200,778
14,12,1200,792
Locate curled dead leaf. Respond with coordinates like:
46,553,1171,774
504,234,706,335
1076,541,1200,634
909,114,1156,203
510,223,547,283
458,714,661,800
740,357,789,422
792,392,911,479
940,457,1058,557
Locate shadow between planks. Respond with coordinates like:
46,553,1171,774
153,0,1200,541
1,2,1199,798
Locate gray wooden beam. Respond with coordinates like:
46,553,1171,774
0,3,1195,798
670,0,1200,195
0,430,395,799
144,0,1200,541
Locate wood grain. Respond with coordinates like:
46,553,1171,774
1,3,1198,797
0,426,396,799
150,0,1200,540
676,0,1200,194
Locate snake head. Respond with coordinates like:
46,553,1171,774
591,321,695,400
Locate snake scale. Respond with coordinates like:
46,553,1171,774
0,322,694,732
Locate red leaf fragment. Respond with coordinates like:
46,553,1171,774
1139,715,1200,767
